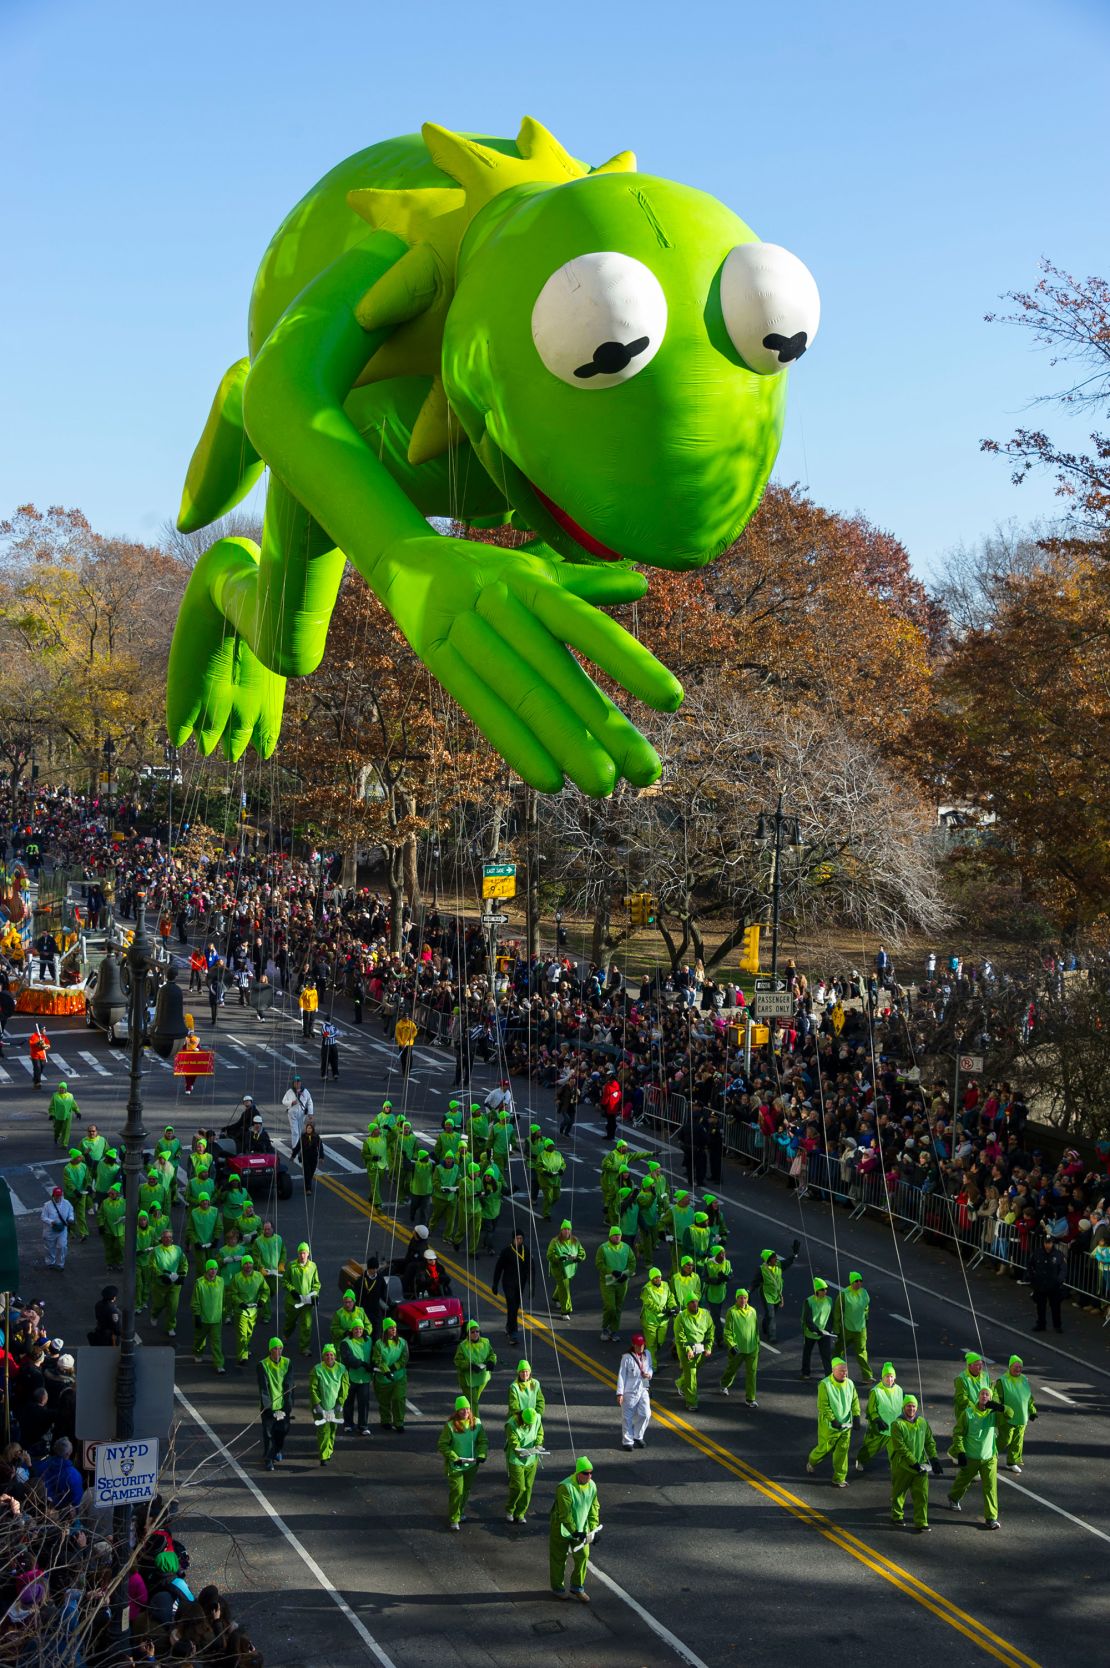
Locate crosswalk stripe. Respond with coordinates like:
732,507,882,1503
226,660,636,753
17,1057,34,1075
0,1065,12,1083
51,1054,79,1077
79,1052,112,1077
147,1052,174,1071
5,1183,31,1215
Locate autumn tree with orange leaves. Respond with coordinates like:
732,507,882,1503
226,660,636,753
282,575,493,948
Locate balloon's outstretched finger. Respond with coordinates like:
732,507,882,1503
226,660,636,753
521,580,683,711
477,586,661,787
432,641,564,795
449,613,617,797
559,565,649,607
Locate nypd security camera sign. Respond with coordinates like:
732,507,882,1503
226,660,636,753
94,1439,159,1508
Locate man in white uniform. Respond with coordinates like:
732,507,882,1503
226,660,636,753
616,1330,654,1449
283,1075,315,1149
41,1186,76,1271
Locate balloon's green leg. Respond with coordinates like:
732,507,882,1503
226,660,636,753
178,358,265,533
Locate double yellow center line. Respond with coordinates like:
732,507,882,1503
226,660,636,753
322,1172,1041,1668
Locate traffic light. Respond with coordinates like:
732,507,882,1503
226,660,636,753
625,891,659,928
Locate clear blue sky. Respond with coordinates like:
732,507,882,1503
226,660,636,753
2,0,1107,578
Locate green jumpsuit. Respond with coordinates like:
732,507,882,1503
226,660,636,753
191,1270,226,1371
372,1333,410,1428
283,1256,321,1352
832,1284,874,1382
438,1414,488,1525
330,1301,370,1349
950,1365,992,1460
675,1306,715,1410
309,1356,350,1462
508,1371,546,1420
99,1193,126,1269
702,1253,732,1326
547,1230,586,1315
429,1159,459,1234
62,1155,90,1240
549,1471,601,1594
855,1377,904,1469
889,1409,938,1528
538,1147,566,1219
362,1127,389,1205
596,1238,636,1337
253,1228,285,1323
807,1372,860,1484
454,1335,498,1409
478,1173,503,1250
409,1154,434,1220
995,1368,1036,1469
135,1218,156,1311
639,1273,675,1356
948,1403,1000,1524
505,1409,545,1520
228,1266,268,1361
672,1267,702,1311
668,1201,696,1272
152,1241,189,1333
720,1297,760,1402
48,1087,78,1148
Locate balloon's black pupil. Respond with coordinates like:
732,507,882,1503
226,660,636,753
574,336,650,379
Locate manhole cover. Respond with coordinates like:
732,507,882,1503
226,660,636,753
532,1619,565,1636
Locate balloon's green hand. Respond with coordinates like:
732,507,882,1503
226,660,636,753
376,536,678,795
167,118,814,792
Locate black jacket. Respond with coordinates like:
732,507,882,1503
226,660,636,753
492,1242,533,1300
1027,1241,1066,1293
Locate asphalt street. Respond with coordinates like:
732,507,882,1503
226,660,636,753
3,995,1107,1668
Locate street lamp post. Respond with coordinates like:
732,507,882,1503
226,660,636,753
755,792,802,982
165,741,178,857
111,891,151,1645
103,736,116,834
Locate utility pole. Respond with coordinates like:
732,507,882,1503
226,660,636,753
111,891,151,1646
755,793,801,982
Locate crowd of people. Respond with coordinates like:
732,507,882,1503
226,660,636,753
5,784,1109,1322
0,1292,262,1663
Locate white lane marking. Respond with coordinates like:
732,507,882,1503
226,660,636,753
173,1387,400,1668
78,1052,112,1076
589,1563,710,1668
999,1474,1110,1543
50,1054,78,1076
4,1182,32,1215
1039,1385,1077,1405
760,1342,782,1355
612,1120,1110,1383
0,1065,12,1084
890,1314,918,1328
17,1057,35,1075
147,1052,174,1071
322,1145,361,1176
222,1040,253,1060
404,1399,423,1418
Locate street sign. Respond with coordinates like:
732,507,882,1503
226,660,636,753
753,976,787,993
482,863,516,900
830,1001,845,1035
94,1438,159,1508
484,913,509,926
958,1053,984,1074
753,993,795,1020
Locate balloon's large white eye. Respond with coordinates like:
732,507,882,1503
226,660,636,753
531,252,667,389
719,242,820,375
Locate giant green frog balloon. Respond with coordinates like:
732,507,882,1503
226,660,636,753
168,119,819,794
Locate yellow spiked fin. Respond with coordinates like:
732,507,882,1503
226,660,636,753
516,116,588,182
347,184,462,243
593,150,637,175
407,376,455,466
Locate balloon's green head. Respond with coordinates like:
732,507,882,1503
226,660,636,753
438,131,817,570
